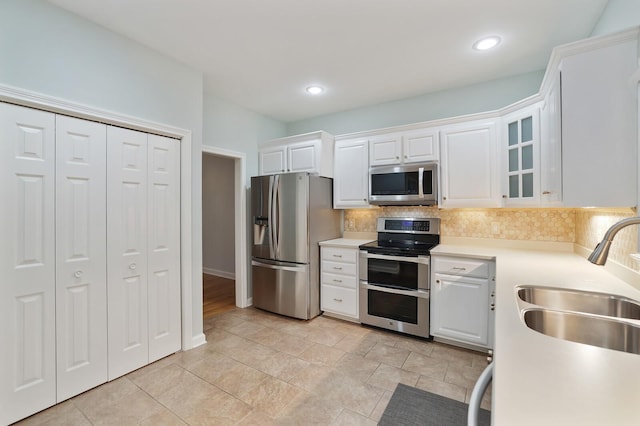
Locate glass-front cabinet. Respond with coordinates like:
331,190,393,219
501,104,540,206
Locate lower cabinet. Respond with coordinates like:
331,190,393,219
0,102,181,425
430,255,496,350
320,246,360,321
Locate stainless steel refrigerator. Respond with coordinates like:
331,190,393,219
251,173,341,319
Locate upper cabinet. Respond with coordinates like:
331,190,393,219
259,131,334,177
554,31,638,207
440,118,501,208
333,138,369,208
501,104,541,206
539,72,563,204
369,127,439,166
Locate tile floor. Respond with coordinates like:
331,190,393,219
16,307,491,425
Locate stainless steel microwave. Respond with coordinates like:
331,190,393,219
369,163,438,206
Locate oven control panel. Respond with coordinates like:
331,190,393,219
377,217,440,234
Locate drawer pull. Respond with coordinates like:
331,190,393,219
74,270,83,278
333,279,343,283
452,267,466,271
333,266,343,270
333,298,343,302
332,254,343,258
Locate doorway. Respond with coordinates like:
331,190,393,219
201,147,248,319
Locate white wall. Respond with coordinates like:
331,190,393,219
591,0,640,36
0,0,205,343
286,70,544,136
203,94,287,179
202,154,235,278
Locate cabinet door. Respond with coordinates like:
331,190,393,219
147,135,181,362
107,126,149,380
440,120,499,208
0,103,56,425
55,116,108,401
431,273,490,347
402,128,438,163
288,140,319,173
502,105,540,206
333,139,369,208
259,145,286,175
540,73,563,204
369,134,402,166
560,38,637,207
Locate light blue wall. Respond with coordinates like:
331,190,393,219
591,0,640,36
286,70,544,136
203,94,287,178
0,0,205,341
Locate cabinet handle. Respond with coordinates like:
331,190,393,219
333,279,343,283
451,267,466,272
396,156,399,159
129,263,137,270
502,195,508,199
333,266,343,270
490,303,496,311
333,298,343,302
436,279,440,284
332,254,343,258
74,270,83,278
443,197,447,201
404,155,408,159
542,191,551,195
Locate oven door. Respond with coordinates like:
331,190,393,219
360,252,429,291
359,282,430,338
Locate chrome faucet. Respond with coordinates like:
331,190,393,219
588,217,640,265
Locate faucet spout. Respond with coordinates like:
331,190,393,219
588,217,640,265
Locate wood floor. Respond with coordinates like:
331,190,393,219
203,273,236,319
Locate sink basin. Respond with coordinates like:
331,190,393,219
517,286,640,319
523,308,640,355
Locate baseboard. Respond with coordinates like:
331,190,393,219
202,267,235,280
190,333,207,349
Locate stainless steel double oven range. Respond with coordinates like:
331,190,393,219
359,217,440,338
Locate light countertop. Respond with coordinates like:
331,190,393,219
318,238,374,248
434,242,640,426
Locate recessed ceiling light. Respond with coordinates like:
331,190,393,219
473,36,501,51
306,85,325,95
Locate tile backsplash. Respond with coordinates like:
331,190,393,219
344,206,640,271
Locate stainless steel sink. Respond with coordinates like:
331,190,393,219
517,286,640,319
523,308,640,355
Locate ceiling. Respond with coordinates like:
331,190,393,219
47,0,608,123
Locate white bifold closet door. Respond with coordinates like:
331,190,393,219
107,127,180,380
0,103,57,425
55,115,108,401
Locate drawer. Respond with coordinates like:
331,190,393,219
321,272,357,289
321,247,357,263
321,260,357,276
321,285,357,317
432,256,491,278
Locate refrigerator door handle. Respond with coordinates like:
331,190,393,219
251,259,306,273
268,175,275,258
273,174,281,257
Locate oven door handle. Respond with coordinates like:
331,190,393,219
360,282,430,299
364,252,430,264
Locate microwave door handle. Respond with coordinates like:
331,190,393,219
418,167,424,199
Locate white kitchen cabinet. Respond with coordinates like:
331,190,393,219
501,104,541,206
333,138,369,208
1,103,57,425
369,127,438,166
558,32,637,207
439,119,500,208
107,127,181,380
320,246,360,321
259,131,334,177
539,72,563,204
430,255,495,350
55,115,108,402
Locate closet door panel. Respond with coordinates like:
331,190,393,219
0,103,56,425
107,126,149,380
55,115,107,401
147,134,181,362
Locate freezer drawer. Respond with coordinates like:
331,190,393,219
251,259,313,320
